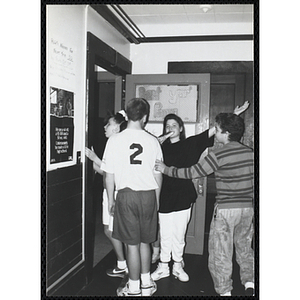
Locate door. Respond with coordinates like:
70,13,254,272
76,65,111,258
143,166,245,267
205,74,247,235
125,73,210,254
85,32,131,283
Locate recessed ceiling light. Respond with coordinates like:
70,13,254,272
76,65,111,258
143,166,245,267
199,5,212,13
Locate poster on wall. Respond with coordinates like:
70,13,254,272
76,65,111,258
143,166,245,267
50,87,74,164
136,84,198,122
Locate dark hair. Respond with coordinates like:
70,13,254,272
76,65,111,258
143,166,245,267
126,98,150,122
104,111,127,132
113,112,127,132
161,113,186,144
215,113,245,142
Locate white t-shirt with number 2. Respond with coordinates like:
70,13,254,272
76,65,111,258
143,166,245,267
101,128,163,191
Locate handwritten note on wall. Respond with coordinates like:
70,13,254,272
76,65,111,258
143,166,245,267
136,85,198,122
49,37,76,84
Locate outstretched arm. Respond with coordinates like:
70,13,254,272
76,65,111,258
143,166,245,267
85,147,103,175
155,155,217,179
208,101,250,138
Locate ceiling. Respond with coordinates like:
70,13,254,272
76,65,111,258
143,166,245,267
91,4,254,44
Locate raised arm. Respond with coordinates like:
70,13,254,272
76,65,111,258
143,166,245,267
233,101,250,116
208,101,250,138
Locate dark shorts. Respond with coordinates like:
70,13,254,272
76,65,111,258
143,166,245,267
112,188,158,245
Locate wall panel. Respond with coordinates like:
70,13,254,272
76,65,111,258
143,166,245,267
46,164,83,289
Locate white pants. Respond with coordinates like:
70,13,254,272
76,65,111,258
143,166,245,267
159,207,191,263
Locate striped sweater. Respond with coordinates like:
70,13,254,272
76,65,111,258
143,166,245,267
164,141,254,209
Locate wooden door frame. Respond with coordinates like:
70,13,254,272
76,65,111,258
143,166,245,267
85,32,132,283
168,61,253,74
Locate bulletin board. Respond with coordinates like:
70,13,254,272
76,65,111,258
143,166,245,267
136,84,198,122
125,74,211,126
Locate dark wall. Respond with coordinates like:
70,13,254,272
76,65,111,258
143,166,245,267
46,164,83,289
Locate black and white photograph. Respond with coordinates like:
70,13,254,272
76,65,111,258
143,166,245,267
42,2,258,299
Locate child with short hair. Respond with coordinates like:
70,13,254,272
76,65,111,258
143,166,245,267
101,98,163,296
155,113,255,296
151,102,249,283
85,111,128,278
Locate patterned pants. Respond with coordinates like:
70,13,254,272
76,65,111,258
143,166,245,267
208,207,254,295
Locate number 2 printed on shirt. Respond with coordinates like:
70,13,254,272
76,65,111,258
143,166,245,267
130,143,143,165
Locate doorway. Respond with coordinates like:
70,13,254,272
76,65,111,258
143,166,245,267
85,32,132,283
125,73,211,255
92,68,116,267
168,61,254,236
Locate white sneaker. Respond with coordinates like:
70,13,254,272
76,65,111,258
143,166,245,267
220,291,231,296
172,263,189,282
141,278,157,296
116,282,141,297
151,262,170,281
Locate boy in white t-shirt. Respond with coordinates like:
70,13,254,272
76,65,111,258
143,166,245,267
85,111,128,278
101,98,163,296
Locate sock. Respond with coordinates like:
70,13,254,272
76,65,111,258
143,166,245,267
117,260,127,270
153,246,160,255
141,272,151,286
173,261,182,269
128,279,140,292
245,282,254,290
160,262,169,268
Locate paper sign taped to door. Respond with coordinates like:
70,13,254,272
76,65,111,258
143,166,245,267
136,84,198,122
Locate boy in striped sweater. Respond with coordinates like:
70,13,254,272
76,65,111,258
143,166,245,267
155,113,254,297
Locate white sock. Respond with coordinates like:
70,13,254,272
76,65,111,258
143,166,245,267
245,282,254,290
117,260,127,269
128,279,140,292
173,261,182,269
160,262,169,268
141,272,151,286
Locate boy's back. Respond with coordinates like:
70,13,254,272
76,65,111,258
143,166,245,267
101,128,162,191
